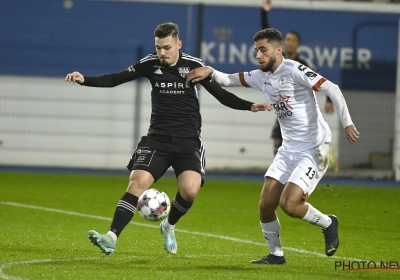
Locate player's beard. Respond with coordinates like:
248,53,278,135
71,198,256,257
260,57,276,72
160,59,169,67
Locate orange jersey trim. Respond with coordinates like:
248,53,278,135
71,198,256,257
238,72,251,88
312,77,327,92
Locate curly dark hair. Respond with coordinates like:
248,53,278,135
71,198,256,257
253,28,282,46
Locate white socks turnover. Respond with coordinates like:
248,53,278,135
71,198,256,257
107,231,118,244
301,203,332,229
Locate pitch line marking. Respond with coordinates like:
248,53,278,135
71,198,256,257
0,254,255,280
0,201,364,263
0,258,98,280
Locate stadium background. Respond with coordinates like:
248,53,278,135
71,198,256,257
1,0,399,182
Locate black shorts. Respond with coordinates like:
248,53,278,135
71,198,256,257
126,135,205,185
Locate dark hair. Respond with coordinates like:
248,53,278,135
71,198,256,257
253,28,283,46
154,22,179,39
285,30,301,43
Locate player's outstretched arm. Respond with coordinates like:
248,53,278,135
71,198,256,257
186,66,213,84
65,71,84,84
261,0,272,29
200,77,271,111
65,69,136,88
187,67,239,87
345,124,360,144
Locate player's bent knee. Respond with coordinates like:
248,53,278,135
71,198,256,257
180,186,199,202
126,178,152,195
279,198,297,217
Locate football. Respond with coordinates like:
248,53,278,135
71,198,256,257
137,189,171,221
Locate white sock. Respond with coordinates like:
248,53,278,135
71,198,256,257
163,219,175,229
261,219,284,257
107,231,117,244
302,203,332,228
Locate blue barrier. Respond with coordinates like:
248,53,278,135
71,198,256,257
1,0,398,90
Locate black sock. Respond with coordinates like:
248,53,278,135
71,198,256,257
167,192,194,225
109,192,138,237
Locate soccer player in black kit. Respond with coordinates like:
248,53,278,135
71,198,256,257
65,22,270,255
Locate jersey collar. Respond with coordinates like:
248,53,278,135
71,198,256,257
267,57,285,76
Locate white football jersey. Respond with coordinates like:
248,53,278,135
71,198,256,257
227,58,331,152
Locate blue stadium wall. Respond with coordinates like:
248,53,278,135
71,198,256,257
1,0,398,91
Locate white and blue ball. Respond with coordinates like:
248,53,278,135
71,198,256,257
138,189,170,221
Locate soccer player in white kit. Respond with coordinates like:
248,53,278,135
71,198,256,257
187,28,360,264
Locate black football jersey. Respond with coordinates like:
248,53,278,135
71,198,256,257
83,51,253,138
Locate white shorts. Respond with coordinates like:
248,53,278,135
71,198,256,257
265,143,330,199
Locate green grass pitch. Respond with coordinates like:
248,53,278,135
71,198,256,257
0,171,399,279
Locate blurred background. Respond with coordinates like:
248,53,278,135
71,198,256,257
1,0,399,182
